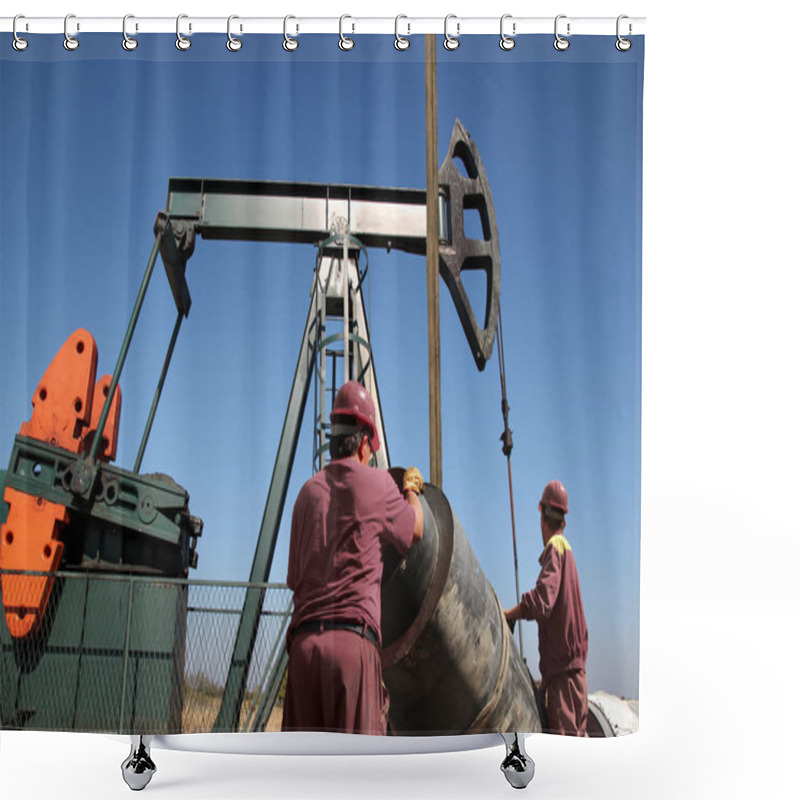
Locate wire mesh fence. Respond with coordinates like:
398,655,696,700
0,569,292,734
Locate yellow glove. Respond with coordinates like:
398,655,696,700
403,466,425,495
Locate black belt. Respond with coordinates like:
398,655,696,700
292,620,379,648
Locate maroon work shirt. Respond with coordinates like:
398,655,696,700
520,533,588,682
287,459,416,647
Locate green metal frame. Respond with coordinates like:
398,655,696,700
211,262,320,730
4,436,196,550
0,569,292,733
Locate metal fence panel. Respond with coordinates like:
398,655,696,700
0,570,291,734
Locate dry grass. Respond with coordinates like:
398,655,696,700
181,676,284,732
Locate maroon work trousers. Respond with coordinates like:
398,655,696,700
282,628,389,734
544,669,588,736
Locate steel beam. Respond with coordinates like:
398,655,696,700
162,124,502,374
166,178,428,254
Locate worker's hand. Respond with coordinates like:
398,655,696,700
403,466,425,495
504,607,517,633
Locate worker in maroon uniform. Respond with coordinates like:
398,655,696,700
282,380,424,734
504,480,589,736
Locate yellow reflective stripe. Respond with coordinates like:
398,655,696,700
547,534,572,556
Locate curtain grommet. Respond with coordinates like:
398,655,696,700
63,14,79,51
283,15,299,51
499,14,516,51
443,14,460,51
12,15,29,51
176,14,191,51
339,15,354,51
122,15,138,51
226,15,243,52
554,14,570,51
394,15,410,51
615,15,632,51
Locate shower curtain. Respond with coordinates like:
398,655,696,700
0,28,643,742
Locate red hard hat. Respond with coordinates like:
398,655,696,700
538,480,568,514
331,381,380,452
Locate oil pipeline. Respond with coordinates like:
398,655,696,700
381,472,541,735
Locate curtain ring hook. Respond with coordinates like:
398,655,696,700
395,15,410,51
176,14,191,50
12,15,29,51
122,15,138,51
63,13,79,51
227,15,242,51
283,15,299,51
553,14,570,51
443,14,460,51
616,14,632,51
339,15,354,51
499,14,516,51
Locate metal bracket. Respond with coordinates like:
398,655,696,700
5,436,196,553
438,119,501,371
154,211,194,317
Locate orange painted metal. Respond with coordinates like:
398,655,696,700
1,487,69,638
82,375,122,462
19,329,98,453
2,329,122,638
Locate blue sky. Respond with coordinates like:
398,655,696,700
1,34,642,698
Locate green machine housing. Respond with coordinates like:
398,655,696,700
0,436,202,733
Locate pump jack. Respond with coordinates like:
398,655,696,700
1,119,513,781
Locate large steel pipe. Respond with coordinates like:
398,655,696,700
381,477,541,735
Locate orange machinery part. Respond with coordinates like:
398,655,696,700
19,329,98,453
1,488,68,638
1,329,122,638
83,375,122,462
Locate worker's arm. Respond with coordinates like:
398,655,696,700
507,544,562,623
402,466,425,544
382,466,424,552
404,488,424,544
